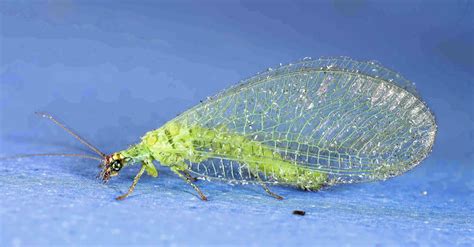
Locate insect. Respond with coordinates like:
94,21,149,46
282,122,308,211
26,57,437,201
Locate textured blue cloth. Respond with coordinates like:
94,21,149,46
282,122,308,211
1,1,473,246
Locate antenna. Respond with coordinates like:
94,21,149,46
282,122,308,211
35,112,106,158
0,153,103,162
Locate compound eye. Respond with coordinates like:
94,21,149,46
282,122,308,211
111,160,122,171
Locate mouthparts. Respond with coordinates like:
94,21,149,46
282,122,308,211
98,157,112,183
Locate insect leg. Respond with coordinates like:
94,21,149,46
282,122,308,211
116,163,146,200
169,160,197,181
248,166,284,200
260,182,284,200
171,166,207,201
180,170,198,182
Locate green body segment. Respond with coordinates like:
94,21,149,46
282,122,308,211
120,122,327,190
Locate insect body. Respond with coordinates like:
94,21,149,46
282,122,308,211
111,123,327,199
33,57,437,201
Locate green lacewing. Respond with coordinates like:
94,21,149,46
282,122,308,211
30,57,437,201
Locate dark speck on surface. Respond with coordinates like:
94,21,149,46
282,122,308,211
293,210,306,216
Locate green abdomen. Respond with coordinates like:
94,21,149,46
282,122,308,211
143,123,327,190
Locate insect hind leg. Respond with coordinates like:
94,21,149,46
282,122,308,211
260,182,284,200
248,167,283,200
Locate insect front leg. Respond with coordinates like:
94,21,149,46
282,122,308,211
170,165,207,201
116,163,146,200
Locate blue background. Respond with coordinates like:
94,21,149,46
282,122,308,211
1,0,473,246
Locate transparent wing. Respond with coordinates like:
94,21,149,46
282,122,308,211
171,57,437,184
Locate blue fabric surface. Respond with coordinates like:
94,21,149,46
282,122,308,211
1,1,473,246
